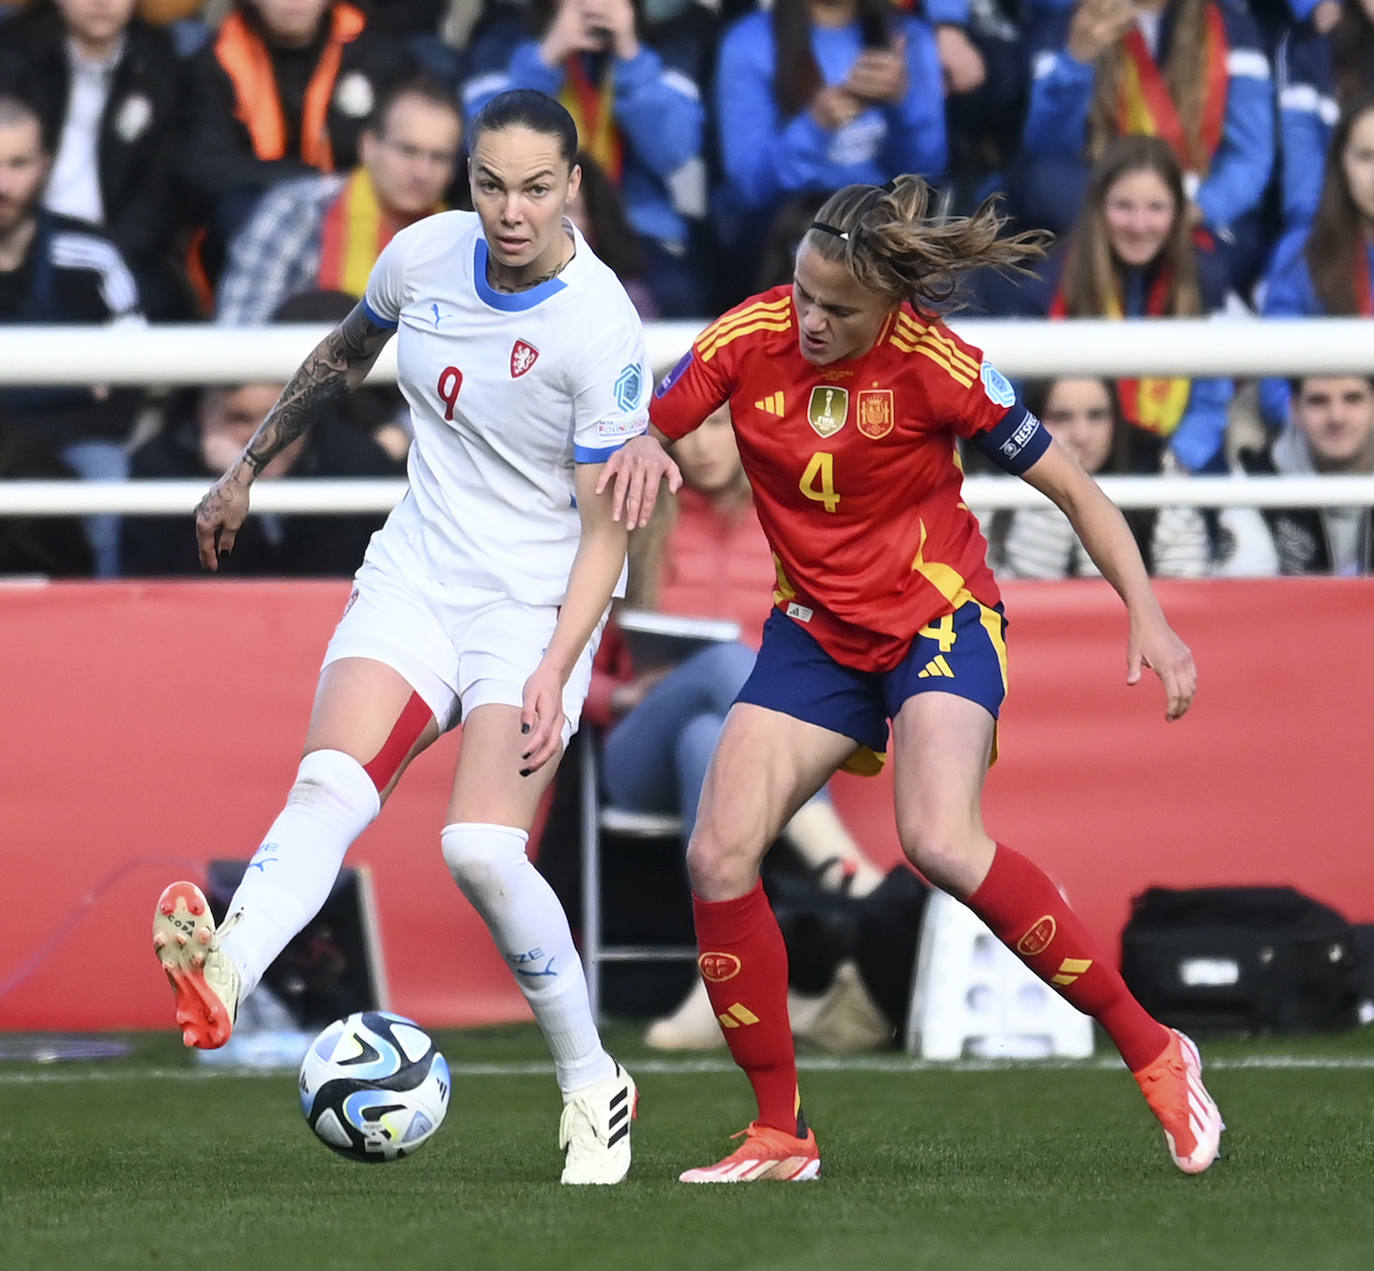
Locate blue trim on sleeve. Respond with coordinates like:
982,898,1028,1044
575,437,639,463
362,298,398,330
971,402,1052,476
473,239,569,311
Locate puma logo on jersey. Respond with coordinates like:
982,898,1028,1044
754,391,785,416
510,340,539,377
430,303,446,328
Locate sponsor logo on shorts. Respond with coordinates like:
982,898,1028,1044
1016,915,1057,956
785,601,813,622
699,952,742,983
981,360,1015,407
342,588,359,617
510,339,539,377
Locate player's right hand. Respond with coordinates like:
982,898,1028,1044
195,466,253,572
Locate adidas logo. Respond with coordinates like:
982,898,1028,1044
1050,957,1093,987
754,391,784,416
717,1002,760,1029
917,655,955,679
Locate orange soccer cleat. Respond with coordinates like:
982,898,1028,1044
679,1120,821,1183
1133,1028,1224,1174
152,881,241,1049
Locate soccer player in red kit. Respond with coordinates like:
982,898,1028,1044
645,176,1223,1182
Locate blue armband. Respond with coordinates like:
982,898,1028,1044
970,402,1051,475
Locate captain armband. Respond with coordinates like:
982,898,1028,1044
970,404,1051,477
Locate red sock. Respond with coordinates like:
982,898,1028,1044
692,882,801,1135
966,844,1169,1071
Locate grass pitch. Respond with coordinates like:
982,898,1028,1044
2,1026,1372,1271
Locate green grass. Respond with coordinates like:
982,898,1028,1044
3,1027,1373,1271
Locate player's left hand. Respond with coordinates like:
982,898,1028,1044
597,433,682,530
1128,616,1197,722
519,662,566,775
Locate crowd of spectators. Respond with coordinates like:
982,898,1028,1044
0,0,1372,580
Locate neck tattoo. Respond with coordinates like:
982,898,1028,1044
488,245,574,293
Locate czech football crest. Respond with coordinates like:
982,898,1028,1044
807,386,849,437
856,389,894,438
510,340,539,378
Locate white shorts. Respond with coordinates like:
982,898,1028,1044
321,555,605,748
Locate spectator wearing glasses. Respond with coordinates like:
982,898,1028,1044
216,77,462,324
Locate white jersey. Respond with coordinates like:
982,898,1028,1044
361,210,651,605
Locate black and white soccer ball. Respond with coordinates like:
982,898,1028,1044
298,1011,450,1163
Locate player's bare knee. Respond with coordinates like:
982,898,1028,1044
686,832,758,900
898,821,989,898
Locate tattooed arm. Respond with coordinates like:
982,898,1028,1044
194,304,394,571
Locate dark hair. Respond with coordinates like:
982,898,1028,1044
757,191,832,291
470,89,578,166
772,0,896,118
1021,376,1139,473
1290,373,1374,397
570,151,645,278
1332,6,1374,109
1304,97,1374,316
1060,135,1201,317
804,175,1049,311
0,93,44,137
368,75,462,138
1087,0,1211,171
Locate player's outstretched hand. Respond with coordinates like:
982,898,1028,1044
597,433,681,530
195,466,253,572
519,662,566,776
1127,615,1197,722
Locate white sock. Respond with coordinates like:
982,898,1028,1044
441,822,613,1094
219,749,381,999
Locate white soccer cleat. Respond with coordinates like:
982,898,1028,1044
152,881,242,1050
1133,1028,1225,1174
558,1060,637,1184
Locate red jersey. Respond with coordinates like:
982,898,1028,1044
650,286,1018,672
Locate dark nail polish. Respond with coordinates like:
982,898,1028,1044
519,768,531,777
521,723,530,734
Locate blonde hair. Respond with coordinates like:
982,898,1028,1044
805,175,1049,310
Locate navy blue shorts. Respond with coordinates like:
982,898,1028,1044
735,600,1009,773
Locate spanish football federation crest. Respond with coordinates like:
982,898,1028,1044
807,386,849,437
510,340,539,378
856,389,894,438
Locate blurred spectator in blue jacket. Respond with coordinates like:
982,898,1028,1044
181,0,417,287
0,0,193,319
1260,95,1374,429
1016,0,1272,294
0,92,144,577
1275,1,1374,239
712,0,945,293
215,76,460,324
462,0,712,316
923,0,1030,208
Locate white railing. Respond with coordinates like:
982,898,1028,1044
2,319,1371,515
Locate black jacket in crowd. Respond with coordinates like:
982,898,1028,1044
0,4,191,318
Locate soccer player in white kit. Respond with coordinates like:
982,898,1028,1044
151,90,680,1185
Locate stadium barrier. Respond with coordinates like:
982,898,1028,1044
2,318,1372,515
0,578,1370,1032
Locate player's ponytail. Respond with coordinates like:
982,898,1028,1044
806,176,1051,310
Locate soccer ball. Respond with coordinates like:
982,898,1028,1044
298,1011,451,1163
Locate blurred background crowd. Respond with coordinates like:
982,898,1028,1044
0,0,1372,583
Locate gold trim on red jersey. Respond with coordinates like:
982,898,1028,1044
696,296,794,362
889,313,978,388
